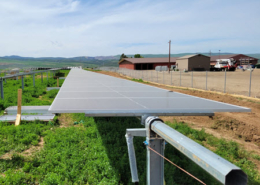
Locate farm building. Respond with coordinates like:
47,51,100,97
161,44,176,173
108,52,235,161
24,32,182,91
119,54,210,71
210,54,258,67
176,54,210,71
119,53,259,71
118,57,178,70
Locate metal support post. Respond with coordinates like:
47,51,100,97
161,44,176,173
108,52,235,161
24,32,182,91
145,117,165,185
191,71,193,88
33,74,35,87
41,73,43,83
249,69,252,97
0,78,4,99
21,76,24,90
125,128,146,183
180,71,181,86
171,71,172,85
224,69,227,93
206,71,208,90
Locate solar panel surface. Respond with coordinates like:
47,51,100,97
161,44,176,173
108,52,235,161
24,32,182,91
48,69,250,116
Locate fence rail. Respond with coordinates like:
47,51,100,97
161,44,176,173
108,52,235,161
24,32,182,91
99,67,260,98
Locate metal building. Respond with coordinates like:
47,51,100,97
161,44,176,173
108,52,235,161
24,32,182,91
210,54,258,67
176,54,210,71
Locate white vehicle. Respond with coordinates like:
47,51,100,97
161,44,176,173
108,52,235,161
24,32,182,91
213,58,237,71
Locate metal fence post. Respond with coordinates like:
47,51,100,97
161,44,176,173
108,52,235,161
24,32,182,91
0,78,4,99
206,71,208,90
180,70,181,86
191,71,193,88
163,71,164,84
22,76,24,90
249,69,252,97
224,69,227,93
33,74,35,87
171,71,172,85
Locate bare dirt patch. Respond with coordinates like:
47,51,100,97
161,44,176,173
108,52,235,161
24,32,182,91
0,137,44,159
58,113,74,128
96,70,260,154
21,137,44,157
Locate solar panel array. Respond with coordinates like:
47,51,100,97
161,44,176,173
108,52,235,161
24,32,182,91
48,69,250,116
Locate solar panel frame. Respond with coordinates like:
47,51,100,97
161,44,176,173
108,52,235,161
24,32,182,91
48,69,251,116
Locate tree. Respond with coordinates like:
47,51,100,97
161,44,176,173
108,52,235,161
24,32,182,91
119,53,128,61
134,54,144,58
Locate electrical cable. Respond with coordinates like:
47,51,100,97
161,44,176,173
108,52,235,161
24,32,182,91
147,146,206,185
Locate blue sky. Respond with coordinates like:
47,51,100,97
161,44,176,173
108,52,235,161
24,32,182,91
0,0,259,57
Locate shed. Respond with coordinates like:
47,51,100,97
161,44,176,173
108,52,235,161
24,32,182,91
176,54,210,71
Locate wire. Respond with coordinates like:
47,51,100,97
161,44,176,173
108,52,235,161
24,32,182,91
147,146,206,185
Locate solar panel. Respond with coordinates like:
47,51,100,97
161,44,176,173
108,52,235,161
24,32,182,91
48,69,250,116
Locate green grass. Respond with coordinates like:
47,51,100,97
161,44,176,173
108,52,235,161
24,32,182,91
131,78,148,83
0,121,54,157
0,116,259,184
0,70,68,115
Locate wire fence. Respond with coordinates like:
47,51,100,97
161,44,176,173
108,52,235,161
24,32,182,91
99,67,260,98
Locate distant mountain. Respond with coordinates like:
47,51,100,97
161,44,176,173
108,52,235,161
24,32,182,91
0,55,119,61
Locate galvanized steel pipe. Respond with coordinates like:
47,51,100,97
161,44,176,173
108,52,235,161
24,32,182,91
150,120,247,185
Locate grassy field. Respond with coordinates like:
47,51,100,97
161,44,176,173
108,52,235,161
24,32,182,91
0,69,259,184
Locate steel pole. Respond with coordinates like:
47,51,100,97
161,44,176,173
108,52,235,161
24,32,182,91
180,70,181,86
224,69,227,93
163,71,164,84
33,74,35,87
171,71,172,85
145,117,165,185
249,69,252,97
22,76,24,90
206,71,208,90
191,71,193,88
0,78,4,99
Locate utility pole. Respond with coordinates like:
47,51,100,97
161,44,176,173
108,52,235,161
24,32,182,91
168,40,171,73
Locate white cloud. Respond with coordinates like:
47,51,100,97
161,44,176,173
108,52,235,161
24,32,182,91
0,0,259,57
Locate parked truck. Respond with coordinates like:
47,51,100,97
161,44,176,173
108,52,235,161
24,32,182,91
211,58,237,71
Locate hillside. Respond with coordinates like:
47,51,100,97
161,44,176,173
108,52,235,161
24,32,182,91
0,53,259,70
